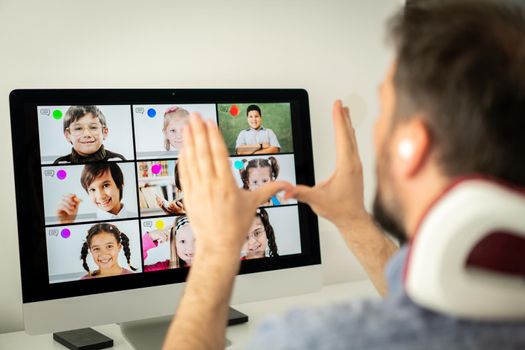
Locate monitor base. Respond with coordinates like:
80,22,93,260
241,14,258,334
119,307,248,349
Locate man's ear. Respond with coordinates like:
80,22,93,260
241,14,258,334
393,118,431,179
102,127,109,141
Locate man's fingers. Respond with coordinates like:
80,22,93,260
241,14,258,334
332,100,356,166
284,184,319,205
207,120,235,186
179,127,194,191
343,106,360,160
189,113,216,180
250,181,292,208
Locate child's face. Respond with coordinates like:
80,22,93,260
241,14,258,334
165,116,189,150
65,113,108,156
87,170,122,215
242,216,268,259
89,232,121,272
247,110,262,129
247,167,272,191
175,225,196,265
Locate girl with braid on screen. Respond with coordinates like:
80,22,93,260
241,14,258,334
142,215,195,271
239,157,286,206
241,208,279,260
80,223,137,279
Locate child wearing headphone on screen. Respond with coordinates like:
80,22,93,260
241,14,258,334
241,208,279,260
142,216,196,271
56,163,133,224
239,157,286,206
80,223,137,279
163,106,190,154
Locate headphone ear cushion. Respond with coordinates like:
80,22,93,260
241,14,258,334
405,179,525,320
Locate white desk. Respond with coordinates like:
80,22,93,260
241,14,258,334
0,280,379,350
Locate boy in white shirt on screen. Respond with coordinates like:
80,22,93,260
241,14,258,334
56,163,133,223
235,104,281,155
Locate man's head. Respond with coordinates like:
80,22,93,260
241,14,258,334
63,106,109,156
373,0,525,244
246,104,263,130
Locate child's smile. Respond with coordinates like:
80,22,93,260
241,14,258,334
176,225,196,265
89,232,121,272
65,113,108,156
87,170,122,215
242,217,268,259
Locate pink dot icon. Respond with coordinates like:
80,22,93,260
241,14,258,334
57,169,67,180
151,164,162,175
61,228,71,239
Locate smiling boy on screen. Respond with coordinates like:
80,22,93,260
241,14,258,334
53,105,126,164
235,104,281,155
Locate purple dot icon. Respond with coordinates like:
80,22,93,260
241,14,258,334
151,164,162,175
60,228,71,239
57,169,67,180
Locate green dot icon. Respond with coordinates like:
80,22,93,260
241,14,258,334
52,110,63,120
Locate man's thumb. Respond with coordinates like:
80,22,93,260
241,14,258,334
251,181,292,207
284,184,317,205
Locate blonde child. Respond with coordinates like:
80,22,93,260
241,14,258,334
163,106,190,152
142,216,195,271
80,223,137,279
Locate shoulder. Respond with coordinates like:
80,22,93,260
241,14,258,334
248,299,391,350
53,154,72,164
144,260,170,272
238,128,251,135
105,149,126,161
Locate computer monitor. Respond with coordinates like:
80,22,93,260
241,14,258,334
9,89,321,336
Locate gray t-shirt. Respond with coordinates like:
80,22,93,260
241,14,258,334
235,127,281,149
247,246,525,350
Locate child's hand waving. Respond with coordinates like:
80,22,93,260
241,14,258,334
56,193,81,224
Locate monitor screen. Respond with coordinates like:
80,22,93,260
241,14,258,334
10,89,320,305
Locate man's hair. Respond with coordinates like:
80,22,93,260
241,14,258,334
80,163,124,200
246,104,262,117
63,105,107,132
389,0,525,186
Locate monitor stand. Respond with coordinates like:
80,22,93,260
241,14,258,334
119,307,248,350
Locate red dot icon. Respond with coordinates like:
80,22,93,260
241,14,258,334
229,104,240,117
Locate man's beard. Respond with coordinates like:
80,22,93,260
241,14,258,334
372,192,408,246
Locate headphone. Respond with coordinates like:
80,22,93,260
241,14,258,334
404,177,525,320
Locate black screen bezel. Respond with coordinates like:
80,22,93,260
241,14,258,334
9,89,320,303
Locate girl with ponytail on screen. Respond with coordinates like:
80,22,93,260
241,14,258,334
239,157,287,206
80,223,137,279
162,106,190,153
241,208,279,260
142,215,196,271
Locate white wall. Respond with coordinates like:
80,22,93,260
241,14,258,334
0,0,401,333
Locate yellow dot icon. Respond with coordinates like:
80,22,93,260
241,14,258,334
155,220,165,230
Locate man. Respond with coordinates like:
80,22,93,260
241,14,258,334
165,1,525,349
235,104,281,155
